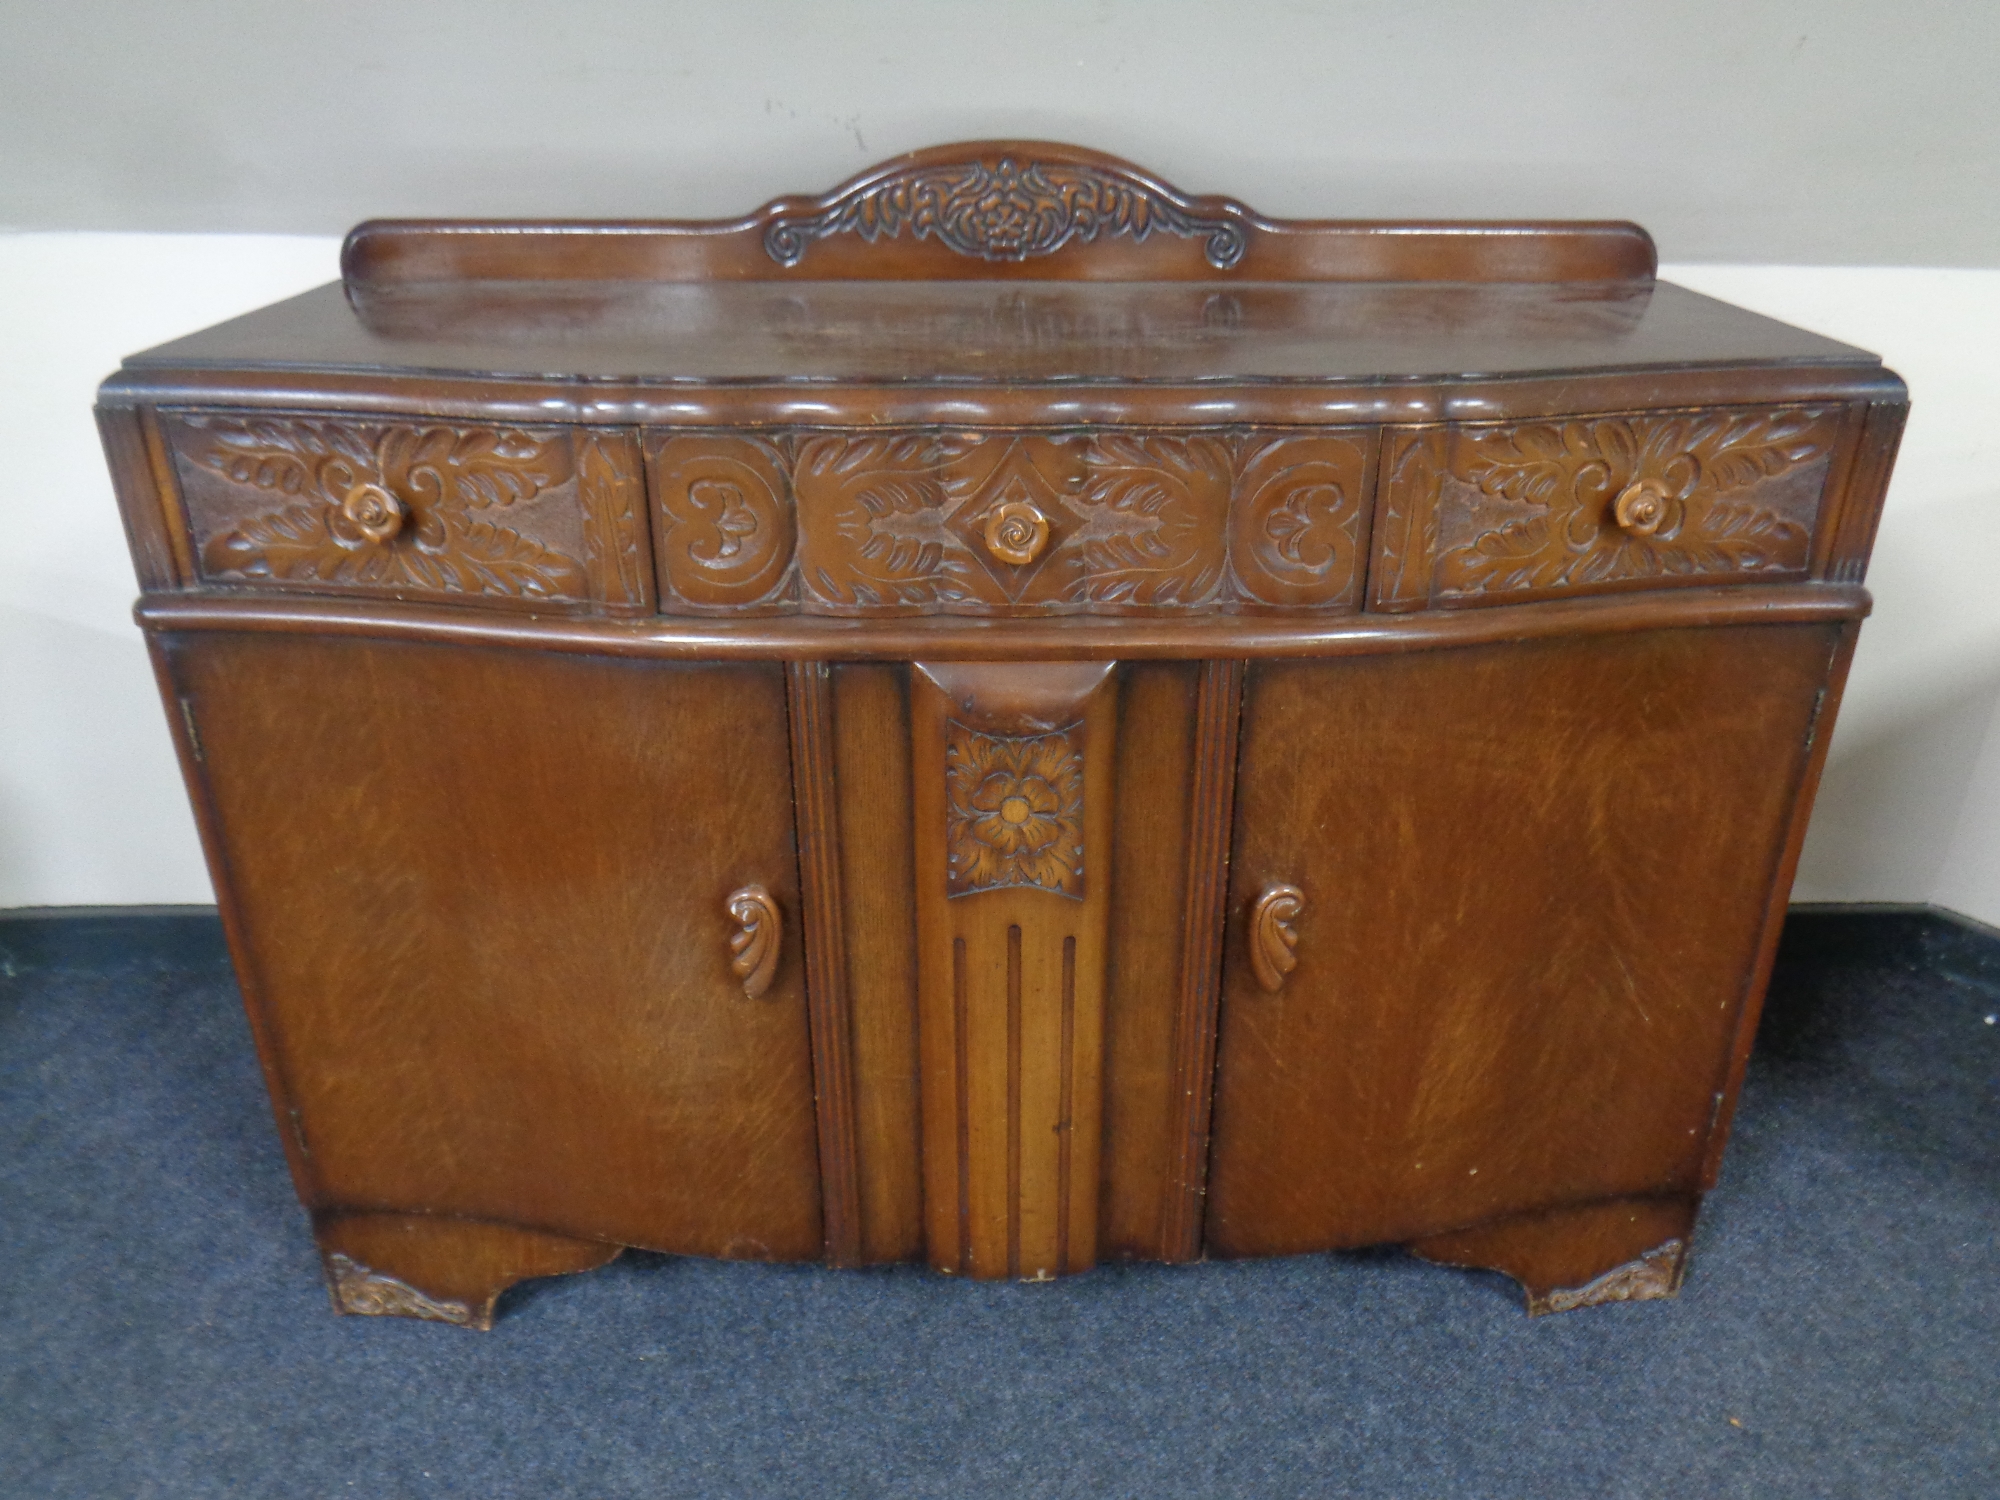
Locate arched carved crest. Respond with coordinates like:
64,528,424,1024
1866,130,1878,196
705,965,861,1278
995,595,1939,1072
763,148,1248,270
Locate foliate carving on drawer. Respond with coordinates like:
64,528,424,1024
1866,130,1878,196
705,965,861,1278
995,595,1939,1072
945,721,1086,899
1370,408,1839,610
648,428,1374,616
648,434,796,611
165,414,653,613
799,432,1233,611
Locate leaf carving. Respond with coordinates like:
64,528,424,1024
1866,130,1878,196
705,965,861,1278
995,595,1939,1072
180,415,588,602
1434,408,1836,598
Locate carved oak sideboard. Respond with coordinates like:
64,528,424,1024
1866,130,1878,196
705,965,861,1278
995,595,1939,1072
97,144,1907,1326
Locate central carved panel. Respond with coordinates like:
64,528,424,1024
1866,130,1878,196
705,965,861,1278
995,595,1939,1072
912,662,1118,1281
640,427,1376,616
944,721,1085,899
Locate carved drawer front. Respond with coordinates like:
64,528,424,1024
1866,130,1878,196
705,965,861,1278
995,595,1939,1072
162,412,653,613
645,428,1376,615
1370,406,1844,610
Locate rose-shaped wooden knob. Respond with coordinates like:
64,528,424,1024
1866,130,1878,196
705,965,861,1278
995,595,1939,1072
983,499,1050,566
341,481,404,544
1613,480,1669,537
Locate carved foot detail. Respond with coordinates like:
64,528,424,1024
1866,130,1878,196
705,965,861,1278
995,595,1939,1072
1526,1238,1686,1316
325,1251,487,1328
315,1210,623,1330
1406,1193,1698,1317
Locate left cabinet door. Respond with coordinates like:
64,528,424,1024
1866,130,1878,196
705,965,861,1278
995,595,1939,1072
158,632,823,1263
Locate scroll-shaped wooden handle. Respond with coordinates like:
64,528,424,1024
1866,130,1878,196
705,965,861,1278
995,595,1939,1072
726,884,781,998
1249,883,1305,993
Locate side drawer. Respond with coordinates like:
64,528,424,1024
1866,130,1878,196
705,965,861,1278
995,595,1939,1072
1368,405,1846,610
160,410,654,613
645,427,1379,616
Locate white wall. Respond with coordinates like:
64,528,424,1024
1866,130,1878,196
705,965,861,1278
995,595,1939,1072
4,237,1997,919
1663,268,2000,910
0,234,338,906
5,1,1998,266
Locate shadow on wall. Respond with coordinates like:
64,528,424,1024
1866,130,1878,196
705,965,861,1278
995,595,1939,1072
1794,667,2000,906
0,602,210,908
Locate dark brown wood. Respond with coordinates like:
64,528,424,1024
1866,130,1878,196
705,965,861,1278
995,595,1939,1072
1407,1195,1696,1315
157,411,652,616
1825,400,1912,585
162,633,824,1261
1698,621,1860,1189
341,142,1657,289
1205,625,1837,1260
95,405,179,591
95,145,1910,1322
827,665,925,1264
1370,406,1847,612
786,661,864,1266
103,365,1905,438
1157,660,1245,1261
134,580,1871,661
912,663,1116,1279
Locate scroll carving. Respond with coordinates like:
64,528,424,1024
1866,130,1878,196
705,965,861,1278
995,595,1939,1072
1429,408,1838,600
1230,434,1371,608
176,415,588,602
1528,1240,1686,1316
1249,884,1305,993
764,155,1247,269
726,885,782,998
650,434,796,608
324,1252,476,1326
944,722,1086,899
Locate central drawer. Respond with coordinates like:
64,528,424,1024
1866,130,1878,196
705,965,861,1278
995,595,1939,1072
645,428,1379,616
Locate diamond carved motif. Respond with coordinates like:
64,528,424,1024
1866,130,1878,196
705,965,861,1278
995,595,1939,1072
941,438,1087,600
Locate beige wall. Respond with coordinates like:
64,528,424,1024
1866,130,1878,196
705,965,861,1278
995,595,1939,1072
3,1,1997,264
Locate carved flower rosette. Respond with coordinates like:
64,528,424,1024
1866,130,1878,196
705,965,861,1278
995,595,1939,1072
945,723,1086,899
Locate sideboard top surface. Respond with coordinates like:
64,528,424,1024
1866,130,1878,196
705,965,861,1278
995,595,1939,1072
105,140,1886,401
117,277,1877,390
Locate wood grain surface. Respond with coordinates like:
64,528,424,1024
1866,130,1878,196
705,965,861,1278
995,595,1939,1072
102,144,1910,1320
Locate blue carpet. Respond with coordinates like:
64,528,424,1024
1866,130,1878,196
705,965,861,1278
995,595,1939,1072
1,909,1995,1498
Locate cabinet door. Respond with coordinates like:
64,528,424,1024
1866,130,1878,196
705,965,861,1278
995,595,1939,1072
162,633,822,1262
1204,623,1839,1256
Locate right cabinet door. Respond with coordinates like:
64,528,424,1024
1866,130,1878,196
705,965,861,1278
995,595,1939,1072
1204,623,1841,1257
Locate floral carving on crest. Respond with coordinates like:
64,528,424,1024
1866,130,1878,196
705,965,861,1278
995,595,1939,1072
765,157,1246,269
945,721,1085,899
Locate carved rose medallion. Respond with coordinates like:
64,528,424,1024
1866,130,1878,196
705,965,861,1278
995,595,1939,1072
945,722,1085,899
